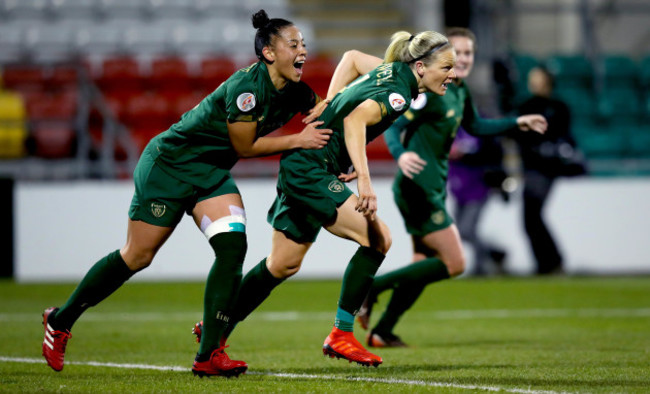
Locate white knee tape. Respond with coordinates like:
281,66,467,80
203,215,246,239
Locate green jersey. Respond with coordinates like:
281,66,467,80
268,62,419,242
386,80,518,198
146,61,317,187
292,61,419,175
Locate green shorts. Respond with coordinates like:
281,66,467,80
128,145,240,227
393,176,453,236
267,151,354,243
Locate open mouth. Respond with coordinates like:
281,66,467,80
294,60,304,76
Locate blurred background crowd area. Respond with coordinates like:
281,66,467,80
1,0,649,180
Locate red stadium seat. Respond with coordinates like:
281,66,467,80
149,57,193,100
96,57,144,99
196,57,236,93
26,92,77,122
30,121,77,159
2,65,47,92
171,91,204,121
301,54,337,98
123,92,172,144
366,135,392,160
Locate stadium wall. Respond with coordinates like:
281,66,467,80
14,177,650,282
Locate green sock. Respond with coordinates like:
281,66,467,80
374,282,426,335
54,249,135,331
335,246,385,329
371,256,450,295
198,232,246,357
223,258,285,339
372,257,450,334
334,308,355,332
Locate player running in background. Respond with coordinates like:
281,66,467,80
357,27,547,347
194,30,457,367
41,9,332,378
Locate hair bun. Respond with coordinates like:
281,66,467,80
252,9,270,29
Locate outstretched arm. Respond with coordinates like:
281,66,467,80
228,121,332,158
327,50,383,100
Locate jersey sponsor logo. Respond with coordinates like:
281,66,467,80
328,180,345,193
410,93,427,110
151,202,166,218
389,93,406,111
431,210,446,225
236,93,256,112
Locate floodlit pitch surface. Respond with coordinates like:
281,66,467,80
1,276,648,393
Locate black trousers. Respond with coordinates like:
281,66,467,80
522,170,563,274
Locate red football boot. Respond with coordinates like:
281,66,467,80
322,327,382,367
192,320,226,348
192,346,248,378
42,307,71,372
366,330,408,348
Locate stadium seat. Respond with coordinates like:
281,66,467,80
617,121,650,158
148,57,193,100
572,120,626,159
123,92,172,132
300,54,337,98
0,91,28,158
640,55,650,88
0,22,26,63
0,0,49,21
597,88,642,120
196,57,237,92
599,55,638,89
30,121,77,159
2,65,47,93
23,23,76,63
171,92,204,121
49,0,100,21
546,54,593,89
554,87,596,120
74,22,125,57
366,135,392,161
26,92,77,122
122,23,170,57
96,57,144,101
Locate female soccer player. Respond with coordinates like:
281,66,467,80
195,30,458,367
357,27,547,348
41,10,333,377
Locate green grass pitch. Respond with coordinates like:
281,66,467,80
0,276,648,393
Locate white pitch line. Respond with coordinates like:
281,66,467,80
1,308,649,322
0,356,569,394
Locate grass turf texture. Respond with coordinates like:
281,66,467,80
0,276,648,393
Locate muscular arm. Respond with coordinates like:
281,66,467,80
228,120,331,158
327,50,383,100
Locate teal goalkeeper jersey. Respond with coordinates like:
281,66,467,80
296,61,419,175
148,61,317,187
385,80,518,196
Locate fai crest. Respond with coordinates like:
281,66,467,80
328,180,344,193
151,202,166,218
431,210,445,225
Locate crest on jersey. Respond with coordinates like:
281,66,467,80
431,210,445,225
151,202,166,218
446,109,455,118
410,93,427,110
388,93,406,111
236,93,256,112
328,180,344,193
